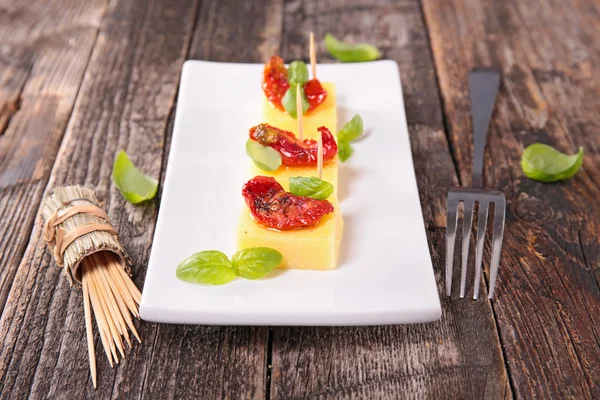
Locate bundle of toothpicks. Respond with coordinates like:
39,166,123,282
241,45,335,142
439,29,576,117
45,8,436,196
41,185,142,388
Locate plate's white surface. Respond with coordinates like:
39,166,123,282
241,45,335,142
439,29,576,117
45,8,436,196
140,60,441,325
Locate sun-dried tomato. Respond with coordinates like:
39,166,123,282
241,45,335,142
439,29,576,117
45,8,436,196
249,124,337,167
242,176,334,230
262,56,289,111
303,79,328,111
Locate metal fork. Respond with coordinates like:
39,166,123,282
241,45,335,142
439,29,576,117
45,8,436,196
446,68,506,300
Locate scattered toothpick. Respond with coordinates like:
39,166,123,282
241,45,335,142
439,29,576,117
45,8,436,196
310,32,317,79
317,133,323,179
82,266,97,388
296,83,304,140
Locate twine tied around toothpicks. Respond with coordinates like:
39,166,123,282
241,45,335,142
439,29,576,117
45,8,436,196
41,185,131,285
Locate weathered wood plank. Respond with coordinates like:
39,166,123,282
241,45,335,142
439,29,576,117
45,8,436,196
269,1,510,399
0,0,109,315
189,0,283,62
422,0,600,397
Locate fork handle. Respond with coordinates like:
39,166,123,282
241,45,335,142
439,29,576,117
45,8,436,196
469,68,501,188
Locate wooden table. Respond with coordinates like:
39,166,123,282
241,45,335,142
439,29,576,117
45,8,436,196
1,0,598,398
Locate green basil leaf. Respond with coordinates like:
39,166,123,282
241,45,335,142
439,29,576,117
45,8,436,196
176,250,237,285
231,247,283,280
324,33,381,63
246,138,282,171
282,85,309,119
521,144,584,182
112,151,158,204
338,115,364,143
289,176,334,200
338,140,354,162
288,61,309,86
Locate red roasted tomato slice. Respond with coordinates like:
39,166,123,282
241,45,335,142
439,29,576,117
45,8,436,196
242,176,334,230
249,124,338,167
262,56,289,111
304,79,328,111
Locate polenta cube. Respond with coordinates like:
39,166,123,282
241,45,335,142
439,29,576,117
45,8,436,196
264,82,337,139
237,199,343,270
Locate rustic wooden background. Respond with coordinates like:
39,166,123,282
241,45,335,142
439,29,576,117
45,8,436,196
0,0,599,398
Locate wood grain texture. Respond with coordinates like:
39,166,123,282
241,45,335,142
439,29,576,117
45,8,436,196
269,1,510,399
422,0,600,398
0,0,109,315
189,0,283,62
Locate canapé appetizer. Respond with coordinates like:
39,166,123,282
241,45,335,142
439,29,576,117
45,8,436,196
262,56,337,138
237,176,343,270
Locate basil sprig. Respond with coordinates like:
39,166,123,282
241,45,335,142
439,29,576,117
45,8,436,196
289,176,334,200
246,138,282,171
324,33,381,62
176,248,283,285
521,143,584,182
176,251,237,285
288,61,309,86
337,115,364,162
232,248,283,280
282,81,309,119
112,151,158,204
282,60,310,119
338,141,354,163
338,114,364,143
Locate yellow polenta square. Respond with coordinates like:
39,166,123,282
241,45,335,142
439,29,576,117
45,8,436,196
236,200,343,270
263,82,337,139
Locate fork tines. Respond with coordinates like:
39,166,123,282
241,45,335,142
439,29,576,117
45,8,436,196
446,188,505,299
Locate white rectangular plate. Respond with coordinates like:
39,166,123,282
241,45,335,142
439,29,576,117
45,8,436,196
140,60,441,325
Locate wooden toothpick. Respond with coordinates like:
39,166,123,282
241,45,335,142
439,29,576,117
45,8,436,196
296,83,303,140
102,259,141,343
310,31,316,79
82,265,97,388
317,132,323,179
96,263,131,347
87,268,114,367
114,258,141,304
91,265,124,359
109,265,140,318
